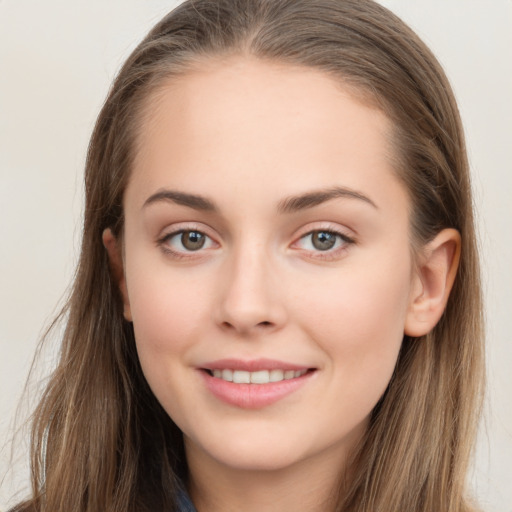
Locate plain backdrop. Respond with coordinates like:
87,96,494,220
1,1,511,510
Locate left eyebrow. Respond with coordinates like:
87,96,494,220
277,186,378,213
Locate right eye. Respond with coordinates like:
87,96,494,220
159,229,216,254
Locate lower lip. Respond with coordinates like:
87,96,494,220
200,370,315,409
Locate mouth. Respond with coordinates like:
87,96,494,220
199,360,316,409
204,368,311,384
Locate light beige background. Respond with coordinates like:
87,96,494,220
1,1,511,510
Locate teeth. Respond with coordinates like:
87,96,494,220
269,369,284,382
210,368,307,384
233,370,251,384
251,370,269,384
222,369,233,382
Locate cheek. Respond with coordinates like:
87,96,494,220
294,260,411,396
298,262,410,339
125,259,213,357
124,263,214,421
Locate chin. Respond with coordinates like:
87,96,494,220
185,426,341,474
209,445,307,473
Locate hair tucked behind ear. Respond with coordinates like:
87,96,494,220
12,1,483,511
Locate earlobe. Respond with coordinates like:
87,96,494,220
404,228,461,337
102,228,132,322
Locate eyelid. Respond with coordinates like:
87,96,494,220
291,222,356,242
290,222,356,259
156,222,220,256
157,221,217,241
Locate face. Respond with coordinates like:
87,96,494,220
117,58,421,475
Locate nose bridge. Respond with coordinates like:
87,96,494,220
215,237,285,334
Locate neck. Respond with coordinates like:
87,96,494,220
185,440,356,512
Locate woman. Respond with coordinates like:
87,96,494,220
9,0,484,510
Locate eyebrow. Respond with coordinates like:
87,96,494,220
143,189,217,211
277,186,377,213
142,185,377,214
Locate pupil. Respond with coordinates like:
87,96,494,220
312,231,336,251
182,231,205,250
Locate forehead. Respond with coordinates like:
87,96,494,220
127,57,405,214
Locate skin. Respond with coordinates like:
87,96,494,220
104,57,460,512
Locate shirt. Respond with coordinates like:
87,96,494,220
177,486,198,512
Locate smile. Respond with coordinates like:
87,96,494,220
209,368,309,384
200,360,316,409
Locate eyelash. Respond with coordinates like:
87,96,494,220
157,226,217,259
292,228,355,261
156,225,355,261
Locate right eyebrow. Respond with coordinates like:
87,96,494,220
142,189,217,212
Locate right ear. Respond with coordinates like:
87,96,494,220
102,228,132,322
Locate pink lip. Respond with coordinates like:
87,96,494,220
198,359,316,409
201,358,308,372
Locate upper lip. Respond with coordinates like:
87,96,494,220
200,358,312,372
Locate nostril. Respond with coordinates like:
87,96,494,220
219,320,274,334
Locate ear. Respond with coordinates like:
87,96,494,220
404,228,461,337
102,228,132,322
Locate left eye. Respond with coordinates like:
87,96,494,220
163,230,215,252
296,230,348,252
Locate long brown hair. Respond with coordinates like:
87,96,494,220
12,1,484,510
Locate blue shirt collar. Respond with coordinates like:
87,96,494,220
177,484,197,512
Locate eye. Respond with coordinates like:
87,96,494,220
295,229,353,253
161,229,216,253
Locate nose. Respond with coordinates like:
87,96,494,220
214,243,287,336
